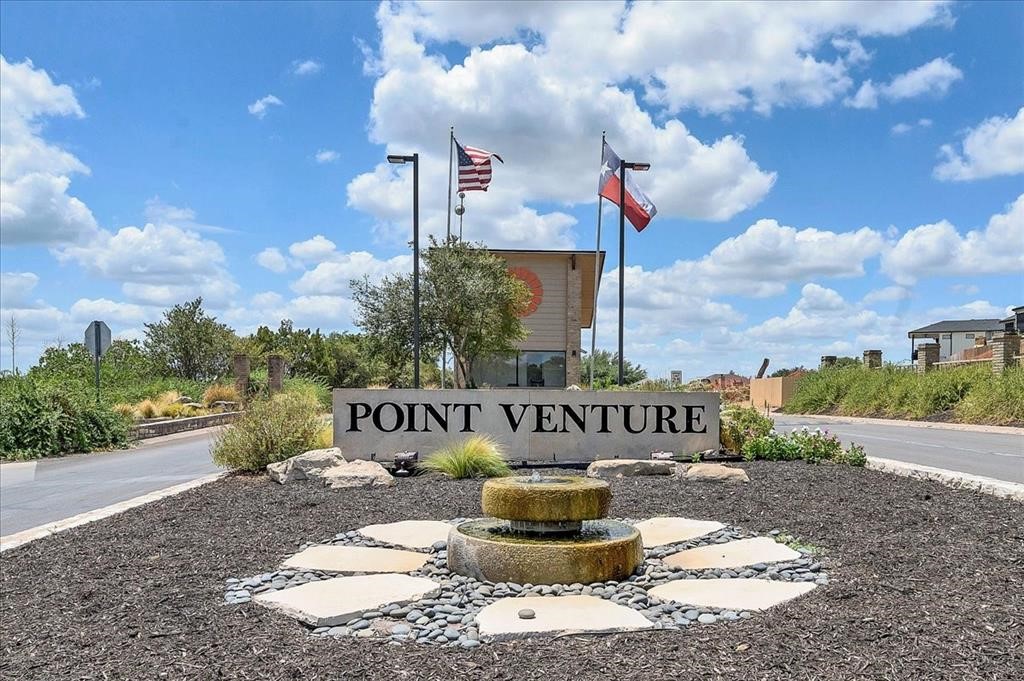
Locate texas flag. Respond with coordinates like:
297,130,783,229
598,142,657,231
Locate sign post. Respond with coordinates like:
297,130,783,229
84,320,112,403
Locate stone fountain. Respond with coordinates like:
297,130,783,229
447,473,643,585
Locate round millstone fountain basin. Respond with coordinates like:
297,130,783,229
481,476,610,523
447,519,643,585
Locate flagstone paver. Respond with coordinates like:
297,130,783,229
662,536,800,570
358,520,452,550
282,545,428,573
254,574,440,627
633,517,725,548
475,595,653,640
649,578,816,610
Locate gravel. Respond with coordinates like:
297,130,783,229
1,463,1022,680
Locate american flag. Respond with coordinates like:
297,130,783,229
457,139,503,192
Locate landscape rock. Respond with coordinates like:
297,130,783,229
320,460,395,489
267,448,347,484
585,459,675,479
679,463,750,484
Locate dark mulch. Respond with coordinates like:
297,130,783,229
2,463,1022,680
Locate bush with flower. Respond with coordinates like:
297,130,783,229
741,426,866,466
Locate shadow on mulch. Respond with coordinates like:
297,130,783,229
1,462,1022,680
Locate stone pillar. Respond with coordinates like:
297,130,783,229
915,343,939,373
565,255,582,387
819,355,837,369
991,332,1020,374
232,354,250,401
862,349,882,368
268,354,286,394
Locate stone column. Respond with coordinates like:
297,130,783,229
862,349,882,368
268,354,286,394
565,255,582,387
915,343,939,373
232,354,250,402
992,332,1020,374
819,355,837,369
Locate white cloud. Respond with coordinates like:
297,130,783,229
0,272,41,308
747,284,903,343
291,59,323,76
55,210,239,307
925,300,1006,319
881,194,1024,284
249,291,283,308
949,283,979,295
255,247,289,273
891,118,933,136
862,286,911,304
845,57,962,109
247,94,283,119
289,235,338,264
315,149,340,163
68,298,149,325
934,107,1024,181
290,251,411,296
143,197,234,234
0,55,98,245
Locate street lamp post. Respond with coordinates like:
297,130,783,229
387,153,421,389
617,158,651,386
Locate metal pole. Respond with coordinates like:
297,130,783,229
618,159,626,386
412,153,421,389
589,132,605,390
442,128,454,390
94,322,101,403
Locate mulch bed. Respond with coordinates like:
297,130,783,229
1,462,1022,680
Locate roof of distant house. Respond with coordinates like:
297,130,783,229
701,372,748,382
908,319,1003,336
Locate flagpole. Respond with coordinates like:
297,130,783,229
442,126,454,389
589,132,605,390
618,158,626,386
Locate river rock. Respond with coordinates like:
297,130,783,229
585,459,675,478
267,448,348,484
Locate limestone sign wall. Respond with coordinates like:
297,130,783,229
333,389,720,462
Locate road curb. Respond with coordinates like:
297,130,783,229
867,457,1024,502
775,412,1024,435
0,471,228,552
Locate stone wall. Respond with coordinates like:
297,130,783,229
233,354,250,401
565,255,582,387
862,349,882,368
916,342,939,373
131,411,241,440
992,332,1020,374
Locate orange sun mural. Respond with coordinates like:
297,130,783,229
508,266,543,317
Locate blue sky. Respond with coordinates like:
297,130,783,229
1,0,1022,378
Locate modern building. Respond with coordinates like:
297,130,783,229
907,318,1005,361
468,249,605,388
1000,306,1023,333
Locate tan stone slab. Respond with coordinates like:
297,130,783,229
254,574,440,627
662,537,800,570
358,520,453,550
649,578,816,610
282,545,428,573
634,517,725,548
476,595,652,640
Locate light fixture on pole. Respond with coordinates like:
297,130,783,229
387,152,421,389
617,158,650,386
455,191,466,240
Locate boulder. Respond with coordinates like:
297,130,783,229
679,463,749,484
173,395,196,404
320,460,395,489
267,448,347,484
585,459,676,478
211,400,239,411
183,402,205,410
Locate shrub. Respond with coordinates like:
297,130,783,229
839,442,867,467
790,428,843,464
112,403,138,420
283,376,331,410
741,433,801,462
0,376,131,459
421,435,511,479
159,402,185,418
720,406,773,452
202,383,239,407
313,420,333,449
211,393,322,471
137,399,158,418
741,426,865,466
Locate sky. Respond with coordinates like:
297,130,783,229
1,0,1022,380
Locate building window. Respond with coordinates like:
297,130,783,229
941,333,951,340
965,333,975,339
472,351,566,388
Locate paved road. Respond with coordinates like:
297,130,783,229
772,415,1024,484
0,430,222,537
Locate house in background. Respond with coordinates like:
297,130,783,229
1001,306,1024,333
701,372,749,390
908,318,1005,361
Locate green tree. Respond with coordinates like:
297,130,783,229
351,236,530,387
143,298,236,381
582,349,647,389
29,339,154,403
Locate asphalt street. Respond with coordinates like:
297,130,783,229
0,429,222,537
772,414,1024,484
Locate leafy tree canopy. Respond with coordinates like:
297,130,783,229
582,349,647,389
143,298,236,381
